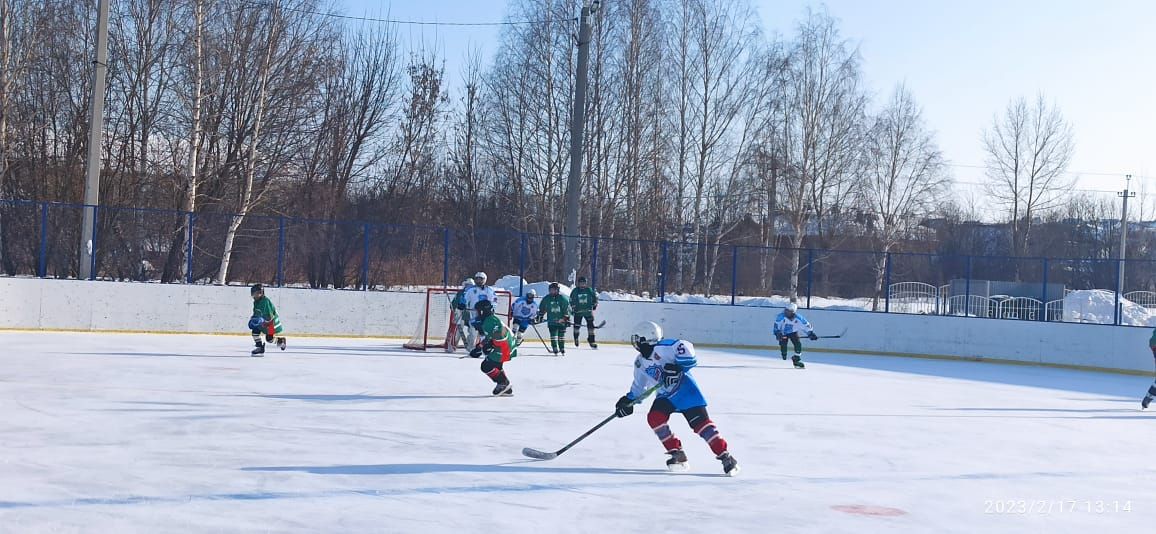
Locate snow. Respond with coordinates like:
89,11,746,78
1063,290,1156,326
2,331,1154,533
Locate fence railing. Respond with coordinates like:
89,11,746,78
2,198,1154,327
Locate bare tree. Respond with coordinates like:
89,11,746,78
862,84,949,309
982,93,1075,278
775,8,867,298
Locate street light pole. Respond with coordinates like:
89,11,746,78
562,0,598,284
79,0,110,280
1118,174,1135,301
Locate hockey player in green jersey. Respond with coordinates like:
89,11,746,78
1143,328,1156,409
536,282,571,355
570,275,599,348
469,299,518,396
248,284,285,356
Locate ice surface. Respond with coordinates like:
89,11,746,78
1,331,1154,533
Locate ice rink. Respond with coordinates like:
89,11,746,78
1,331,1154,533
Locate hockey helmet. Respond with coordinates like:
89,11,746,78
525,289,537,299
548,282,560,293
785,302,798,315
474,271,488,283
250,284,264,296
475,298,495,316
577,276,588,285
463,279,476,288
630,321,663,352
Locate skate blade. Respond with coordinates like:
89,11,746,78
725,465,741,477
666,462,689,472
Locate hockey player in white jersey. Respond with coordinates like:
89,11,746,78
463,272,497,349
613,321,739,476
773,302,817,369
510,289,539,344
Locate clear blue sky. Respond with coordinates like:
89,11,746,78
344,0,1156,209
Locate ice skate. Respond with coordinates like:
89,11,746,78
718,452,740,477
1143,395,1152,410
588,336,597,349
492,381,513,396
791,355,805,369
251,341,265,357
276,337,286,350
665,449,689,472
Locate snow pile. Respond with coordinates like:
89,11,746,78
1062,289,1156,326
492,275,571,298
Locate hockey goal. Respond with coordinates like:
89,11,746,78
403,287,513,351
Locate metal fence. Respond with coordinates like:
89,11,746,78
2,199,1154,327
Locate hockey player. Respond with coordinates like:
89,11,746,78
570,276,599,348
773,302,817,369
536,282,571,355
511,289,539,344
447,279,474,352
1142,328,1156,409
248,284,286,356
463,272,497,349
470,299,518,396
613,321,739,476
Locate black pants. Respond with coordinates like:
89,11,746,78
778,332,802,356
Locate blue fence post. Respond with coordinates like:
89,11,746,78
591,237,599,290
730,245,738,306
88,206,99,280
1114,259,1122,326
1040,258,1048,321
884,252,892,313
442,228,450,288
361,223,370,291
186,213,196,284
964,256,972,317
805,249,814,309
37,202,48,278
519,233,527,296
276,216,285,287
659,240,668,303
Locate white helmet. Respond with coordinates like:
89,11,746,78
785,302,798,313
525,289,537,298
474,271,487,282
463,279,475,288
630,321,663,351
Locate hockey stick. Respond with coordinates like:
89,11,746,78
522,384,660,461
812,327,848,339
561,319,607,329
529,322,554,353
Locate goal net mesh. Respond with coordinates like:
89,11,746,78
403,288,512,351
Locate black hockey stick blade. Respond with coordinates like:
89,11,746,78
521,448,558,460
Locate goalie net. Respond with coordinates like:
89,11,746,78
403,287,513,351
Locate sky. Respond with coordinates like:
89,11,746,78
341,0,1156,217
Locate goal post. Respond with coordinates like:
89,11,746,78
403,287,513,352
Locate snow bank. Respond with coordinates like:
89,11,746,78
1062,289,1156,327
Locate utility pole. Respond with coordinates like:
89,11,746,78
79,0,110,280
1118,174,1135,300
562,0,598,284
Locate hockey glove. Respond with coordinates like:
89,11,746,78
614,395,635,418
661,363,683,389
469,346,484,359
248,316,264,332
808,332,818,341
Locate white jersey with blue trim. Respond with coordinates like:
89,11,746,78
511,297,539,320
464,285,497,311
773,312,813,336
627,338,701,402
